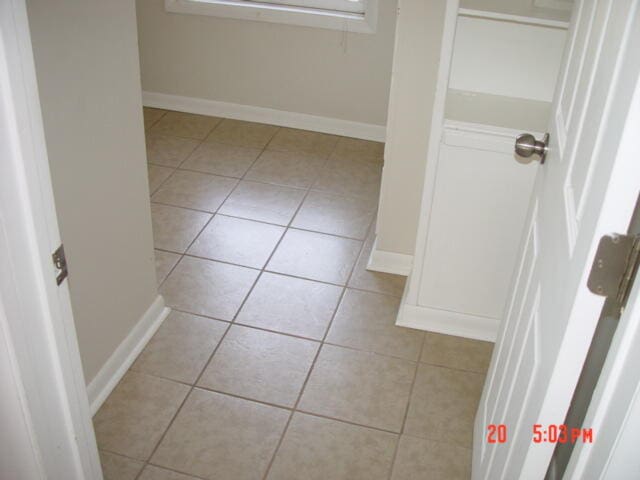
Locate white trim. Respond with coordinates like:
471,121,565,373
366,237,413,276
562,32,640,478
142,91,386,142
165,0,378,33
87,296,169,415
403,0,460,305
396,302,499,342
1,0,102,477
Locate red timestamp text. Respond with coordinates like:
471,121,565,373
533,424,594,444
487,424,508,443
486,424,594,444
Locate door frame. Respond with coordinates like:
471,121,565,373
0,0,102,478
562,24,640,477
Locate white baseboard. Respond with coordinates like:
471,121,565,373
397,302,498,342
142,91,386,142
366,237,413,276
87,295,169,415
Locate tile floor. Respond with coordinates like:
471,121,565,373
95,108,494,480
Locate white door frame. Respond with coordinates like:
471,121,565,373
0,0,102,478
563,39,640,478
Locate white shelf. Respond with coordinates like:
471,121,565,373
445,89,551,133
459,0,571,28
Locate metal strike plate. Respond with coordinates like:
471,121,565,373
52,244,68,286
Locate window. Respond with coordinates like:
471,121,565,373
257,1,365,14
165,0,378,33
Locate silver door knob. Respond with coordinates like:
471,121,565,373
515,133,549,164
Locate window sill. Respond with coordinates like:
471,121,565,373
164,0,378,34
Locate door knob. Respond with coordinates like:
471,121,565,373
515,133,549,164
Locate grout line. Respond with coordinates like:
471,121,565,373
259,142,344,480
132,320,234,480
156,250,404,313
100,448,211,480
145,463,210,480
131,117,419,479
159,304,427,365
146,116,226,201
147,165,177,196
293,409,402,436
147,128,379,202
146,137,310,466
260,145,374,479
143,108,168,131
132,127,270,480
150,199,372,242
386,333,427,480
401,335,427,435
179,252,264,271
156,247,404,300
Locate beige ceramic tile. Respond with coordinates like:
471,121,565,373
267,127,339,157
332,137,385,163
218,180,306,225
152,389,289,480
313,157,382,200
298,345,415,432
145,134,199,168
152,170,237,212
150,111,221,140
139,465,201,480
160,256,258,320
244,150,327,188
291,191,376,239
348,233,407,297
267,413,397,480
100,450,144,480
148,165,174,195
326,289,423,361
236,272,342,340
154,249,181,286
143,107,166,130
404,364,485,447
188,215,284,268
422,332,494,373
93,372,189,460
131,311,228,384
198,325,318,407
205,119,279,149
390,435,471,480
180,142,262,178
151,203,211,253
267,229,361,284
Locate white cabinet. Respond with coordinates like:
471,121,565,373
396,0,571,341
417,126,537,325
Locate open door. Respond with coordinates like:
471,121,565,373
473,1,640,478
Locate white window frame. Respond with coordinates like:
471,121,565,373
164,0,379,34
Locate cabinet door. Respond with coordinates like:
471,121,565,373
417,130,537,320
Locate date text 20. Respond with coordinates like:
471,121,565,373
487,424,508,444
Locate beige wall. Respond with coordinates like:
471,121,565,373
135,0,397,126
375,0,447,255
27,0,158,383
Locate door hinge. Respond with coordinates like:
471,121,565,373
52,244,68,286
587,234,640,311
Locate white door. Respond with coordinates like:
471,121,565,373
473,1,640,478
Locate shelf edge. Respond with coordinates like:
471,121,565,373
458,7,570,29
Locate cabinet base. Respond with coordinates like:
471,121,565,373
396,302,499,342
